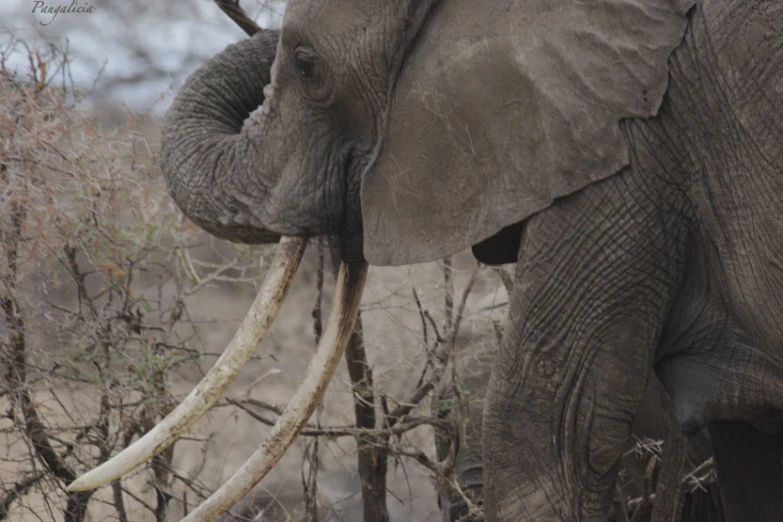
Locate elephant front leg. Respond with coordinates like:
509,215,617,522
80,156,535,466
484,309,658,520
482,177,690,521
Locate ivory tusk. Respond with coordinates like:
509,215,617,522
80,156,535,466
181,260,368,522
66,236,307,493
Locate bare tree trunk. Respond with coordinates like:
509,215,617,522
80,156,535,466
327,244,389,522
343,314,389,522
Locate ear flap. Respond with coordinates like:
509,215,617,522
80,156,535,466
362,0,690,266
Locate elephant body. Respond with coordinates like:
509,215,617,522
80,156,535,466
154,0,783,519
484,2,783,518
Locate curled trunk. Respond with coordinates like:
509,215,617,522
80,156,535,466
161,30,280,243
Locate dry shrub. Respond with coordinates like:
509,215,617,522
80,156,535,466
0,40,268,522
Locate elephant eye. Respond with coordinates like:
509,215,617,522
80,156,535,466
294,48,318,80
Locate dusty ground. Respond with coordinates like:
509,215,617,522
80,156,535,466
2,244,509,522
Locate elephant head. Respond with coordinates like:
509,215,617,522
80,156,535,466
156,1,443,262
145,0,687,267
65,0,710,519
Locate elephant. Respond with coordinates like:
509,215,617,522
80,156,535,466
66,0,783,520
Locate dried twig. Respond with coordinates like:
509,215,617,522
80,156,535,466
1,54,249,522
443,256,454,331
1,177,93,522
0,472,45,520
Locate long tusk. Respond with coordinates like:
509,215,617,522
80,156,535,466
182,260,368,522
66,236,308,493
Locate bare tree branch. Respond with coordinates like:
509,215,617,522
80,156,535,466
214,0,263,37
0,472,45,520
443,256,454,331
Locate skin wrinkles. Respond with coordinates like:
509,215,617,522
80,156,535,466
673,43,783,350
663,24,783,358
486,134,692,518
656,226,783,435
490,104,687,520
291,18,396,257
271,22,385,241
272,7,400,243
350,19,391,121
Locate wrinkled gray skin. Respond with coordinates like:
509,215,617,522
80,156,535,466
160,0,783,519
434,341,714,521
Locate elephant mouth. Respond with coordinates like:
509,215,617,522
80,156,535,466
66,236,368,521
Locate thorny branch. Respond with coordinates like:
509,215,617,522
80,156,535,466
1,145,94,522
614,436,716,522
1,42,262,521
0,472,45,520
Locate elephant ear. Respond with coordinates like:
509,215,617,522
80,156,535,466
361,0,690,265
